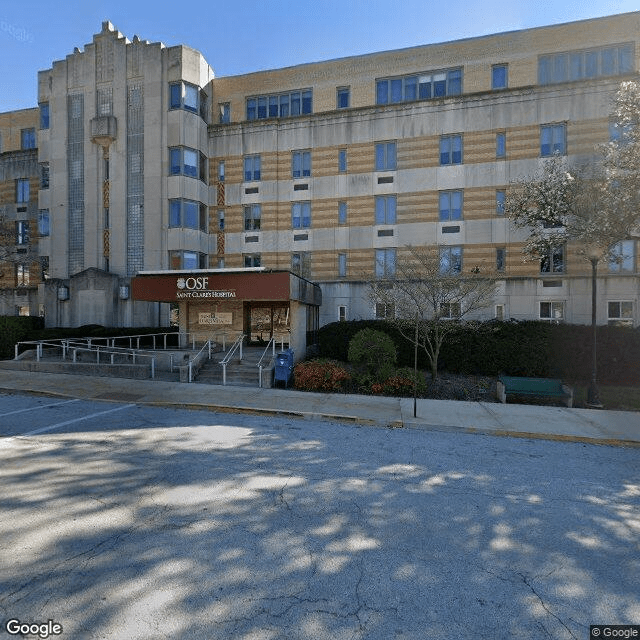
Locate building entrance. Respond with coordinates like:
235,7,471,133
245,303,290,346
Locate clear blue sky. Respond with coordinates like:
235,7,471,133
1,0,638,112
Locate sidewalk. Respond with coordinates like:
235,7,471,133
0,368,638,446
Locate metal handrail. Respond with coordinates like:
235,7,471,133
187,340,213,383
220,334,245,386
17,339,158,378
257,337,276,388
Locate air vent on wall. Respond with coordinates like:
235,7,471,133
244,187,259,194
377,176,394,184
542,280,563,287
442,225,460,233
244,235,259,243
377,229,394,237
293,233,309,241
293,183,308,191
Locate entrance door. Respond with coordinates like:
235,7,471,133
245,303,290,346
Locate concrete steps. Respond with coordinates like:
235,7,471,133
195,346,274,387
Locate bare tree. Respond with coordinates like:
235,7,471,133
369,245,497,382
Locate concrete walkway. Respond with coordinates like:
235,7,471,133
0,367,638,446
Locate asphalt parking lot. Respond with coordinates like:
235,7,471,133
0,392,638,639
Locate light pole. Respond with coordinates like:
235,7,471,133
413,310,419,418
586,250,603,408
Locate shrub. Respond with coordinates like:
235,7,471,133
293,359,351,392
371,367,427,397
347,328,397,385
0,316,45,360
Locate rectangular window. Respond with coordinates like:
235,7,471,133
170,251,208,270
609,240,635,272
337,87,350,109
184,148,198,177
169,200,181,227
492,65,508,90
16,264,29,287
496,247,506,272
608,301,633,326
292,252,311,279
439,191,463,221
375,195,397,224
338,201,347,224
338,149,347,173
16,221,29,245
496,190,506,215
440,302,461,319
292,151,311,178
375,142,397,170
338,253,347,277
338,305,347,322
540,124,566,156
495,304,505,320
183,200,199,229
375,248,396,278
169,147,203,180
540,246,565,274
169,199,206,231
376,68,462,104
375,302,395,319
218,161,225,182
21,128,36,149
539,43,635,85
247,89,312,120
244,253,261,268
292,202,311,229
40,164,49,189
540,301,565,322
440,135,462,165
169,81,200,114
439,246,463,274
39,103,50,129
183,251,199,270
219,103,230,124
244,204,262,231
38,210,50,236
244,155,261,181
16,179,30,203
496,132,506,158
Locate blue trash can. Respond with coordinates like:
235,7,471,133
274,349,294,387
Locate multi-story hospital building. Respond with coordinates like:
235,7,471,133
1,11,639,349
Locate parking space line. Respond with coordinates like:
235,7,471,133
0,399,81,417
21,404,136,436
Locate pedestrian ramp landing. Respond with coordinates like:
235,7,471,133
9,332,205,382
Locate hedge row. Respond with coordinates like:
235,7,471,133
0,316,45,360
318,320,640,386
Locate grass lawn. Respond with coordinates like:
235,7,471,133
572,383,640,411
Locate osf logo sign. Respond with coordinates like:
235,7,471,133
177,277,209,290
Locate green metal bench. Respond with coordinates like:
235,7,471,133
497,376,573,408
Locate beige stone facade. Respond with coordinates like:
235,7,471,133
0,13,639,328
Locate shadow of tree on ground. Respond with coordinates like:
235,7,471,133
0,407,638,639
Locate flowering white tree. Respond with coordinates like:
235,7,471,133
505,154,630,268
368,245,497,382
601,81,640,235
506,86,640,406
